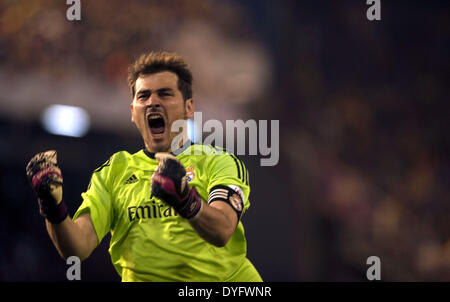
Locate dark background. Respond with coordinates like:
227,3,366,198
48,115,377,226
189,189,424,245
0,0,448,281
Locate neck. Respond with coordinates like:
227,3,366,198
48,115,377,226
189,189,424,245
144,136,192,159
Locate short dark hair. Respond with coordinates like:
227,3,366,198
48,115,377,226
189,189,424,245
127,51,193,101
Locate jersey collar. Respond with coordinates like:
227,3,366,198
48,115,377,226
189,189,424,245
143,140,193,159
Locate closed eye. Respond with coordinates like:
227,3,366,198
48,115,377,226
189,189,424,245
137,92,150,100
158,90,174,97
135,88,175,100
159,93,172,98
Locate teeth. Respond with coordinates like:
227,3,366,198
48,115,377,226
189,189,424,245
148,114,162,120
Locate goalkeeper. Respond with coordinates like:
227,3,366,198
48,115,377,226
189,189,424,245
25,51,262,282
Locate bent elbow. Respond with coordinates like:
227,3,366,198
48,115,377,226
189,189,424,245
212,240,227,248
210,233,232,247
59,250,89,262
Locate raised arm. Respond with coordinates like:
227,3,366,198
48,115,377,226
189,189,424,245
26,151,98,261
46,213,98,261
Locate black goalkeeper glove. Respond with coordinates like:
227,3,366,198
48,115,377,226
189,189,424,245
25,150,68,224
150,153,202,220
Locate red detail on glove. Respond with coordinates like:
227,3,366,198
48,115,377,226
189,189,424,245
31,166,62,190
151,173,202,219
151,174,181,199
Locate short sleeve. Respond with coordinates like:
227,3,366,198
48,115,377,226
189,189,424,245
206,153,251,214
73,158,114,245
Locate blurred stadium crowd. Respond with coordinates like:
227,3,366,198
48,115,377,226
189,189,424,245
0,0,448,281
276,1,449,281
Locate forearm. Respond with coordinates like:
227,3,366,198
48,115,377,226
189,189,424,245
45,215,95,261
150,153,238,247
188,202,237,247
26,151,98,261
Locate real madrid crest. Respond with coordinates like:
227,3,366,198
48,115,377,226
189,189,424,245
229,193,243,212
186,166,195,183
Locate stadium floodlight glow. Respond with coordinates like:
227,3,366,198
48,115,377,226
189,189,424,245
41,104,90,137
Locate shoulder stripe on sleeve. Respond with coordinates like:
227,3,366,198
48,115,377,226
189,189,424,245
246,168,249,185
240,156,247,185
231,155,242,180
231,154,249,185
244,162,249,186
94,157,111,173
237,156,249,186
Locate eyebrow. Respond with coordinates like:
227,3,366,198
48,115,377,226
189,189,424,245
136,87,175,96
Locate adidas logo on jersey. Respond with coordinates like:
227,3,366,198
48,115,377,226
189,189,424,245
124,174,138,184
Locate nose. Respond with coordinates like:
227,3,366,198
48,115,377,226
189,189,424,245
146,93,161,108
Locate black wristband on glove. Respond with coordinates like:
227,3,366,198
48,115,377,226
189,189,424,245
38,198,68,224
26,150,68,224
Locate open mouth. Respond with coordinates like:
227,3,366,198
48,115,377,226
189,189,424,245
147,113,166,135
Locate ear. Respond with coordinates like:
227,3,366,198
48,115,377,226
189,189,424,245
130,102,135,123
185,98,194,119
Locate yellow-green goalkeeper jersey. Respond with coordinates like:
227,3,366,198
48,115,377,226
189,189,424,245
73,143,262,282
